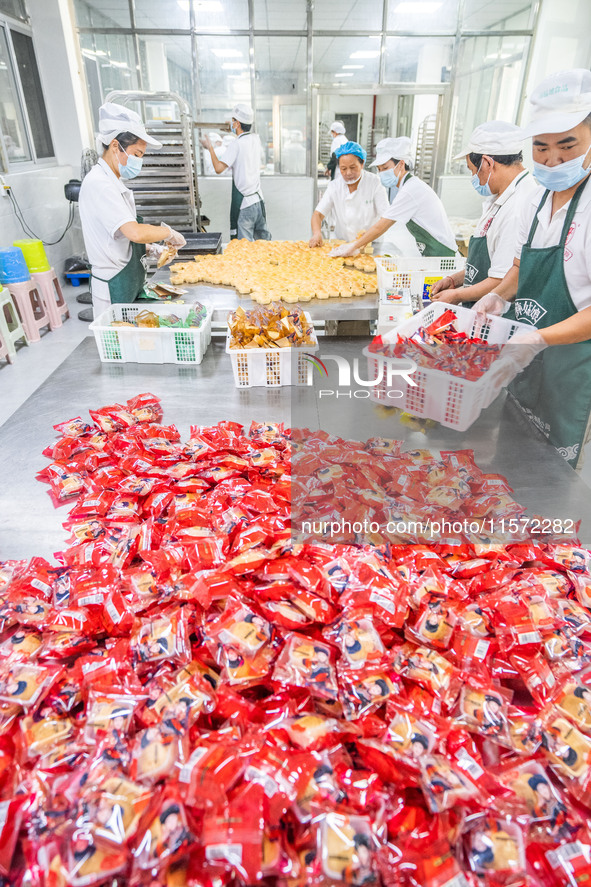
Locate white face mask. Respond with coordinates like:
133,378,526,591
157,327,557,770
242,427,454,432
343,173,362,185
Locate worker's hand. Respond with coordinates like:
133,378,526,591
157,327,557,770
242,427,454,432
430,275,455,297
309,233,323,248
329,242,359,258
430,289,462,304
324,169,331,178
486,328,546,388
146,243,165,261
474,291,511,316
508,328,547,346
200,135,212,150
161,224,186,249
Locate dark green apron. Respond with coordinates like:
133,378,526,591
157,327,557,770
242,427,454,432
91,215,147,304
460,235,491,309
230,182,267,240
506,175,591,468
462,172,529,308
406,218,456,257
230,180,244,240
398,175,455,257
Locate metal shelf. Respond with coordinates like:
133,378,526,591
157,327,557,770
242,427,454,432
106,90,200,232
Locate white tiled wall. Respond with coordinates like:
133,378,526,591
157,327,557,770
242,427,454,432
197,176,315,242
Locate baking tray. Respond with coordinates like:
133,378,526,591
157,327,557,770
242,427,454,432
177,233,222,256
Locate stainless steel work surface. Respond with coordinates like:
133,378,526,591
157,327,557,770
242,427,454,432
1,336,590,561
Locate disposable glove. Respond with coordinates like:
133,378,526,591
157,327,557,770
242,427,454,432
474,291,511,316
161,224,186,249
329,242,359,258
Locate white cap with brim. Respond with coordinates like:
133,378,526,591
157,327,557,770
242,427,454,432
232,103,254,125
330,120,346,135
369,136,413,168
96,101,162,153
520,68,591,138
453,120,523,160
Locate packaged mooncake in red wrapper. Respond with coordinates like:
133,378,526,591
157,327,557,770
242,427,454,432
4,394,591,886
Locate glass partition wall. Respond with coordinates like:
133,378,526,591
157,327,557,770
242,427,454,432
73,0,541,185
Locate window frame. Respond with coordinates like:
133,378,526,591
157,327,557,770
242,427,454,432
0,12,56,172
72,0,542,184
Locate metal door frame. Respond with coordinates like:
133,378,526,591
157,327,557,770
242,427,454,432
272,93,309,175
311,83,450,208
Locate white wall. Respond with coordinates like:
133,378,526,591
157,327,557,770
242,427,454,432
198,176,314,241
0,167,84,270
523,0,591,118
27,0,93,168
0,0,89,269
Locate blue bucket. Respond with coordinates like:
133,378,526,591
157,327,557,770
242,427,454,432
0,247,30,284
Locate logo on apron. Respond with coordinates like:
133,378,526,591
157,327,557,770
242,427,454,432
417,242,426,255
465,263,478,284
514,299,548,326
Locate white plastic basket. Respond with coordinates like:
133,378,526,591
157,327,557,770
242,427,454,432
226,313,318,388
365,303,532,431
375,255,465,303
90,303,212,365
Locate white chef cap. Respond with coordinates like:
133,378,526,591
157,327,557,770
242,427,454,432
453,121,523,160
96,101,162,154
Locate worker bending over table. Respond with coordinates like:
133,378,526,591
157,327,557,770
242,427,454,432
309,141,389,247
329,136,457,258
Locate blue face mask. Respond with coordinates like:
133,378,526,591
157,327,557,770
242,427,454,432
534,146,591,192
471,161,493,197
118,146,143,180
379,168,399,190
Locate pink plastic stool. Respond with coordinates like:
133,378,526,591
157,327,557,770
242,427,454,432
0,329,11,364
7,279,50,343
31,268,69,330
0,289,27,359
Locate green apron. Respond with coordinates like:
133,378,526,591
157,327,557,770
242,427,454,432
230,180,244,240
460,234,491,309
230,182,267,240
505,175,591,468
406,218,456,257
91,215,147,304
462,172,529,308
397,174,455,257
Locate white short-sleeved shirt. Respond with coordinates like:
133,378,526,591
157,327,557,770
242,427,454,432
315,170,390,242
78,158,137,280
467,170,538,281
330,134,348,181
515,177,591,311
222,132,264,208
383,175,457,253
330,134,348,156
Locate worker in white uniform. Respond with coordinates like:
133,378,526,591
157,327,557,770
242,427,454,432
78,102,186,319
430,122,536,306
309,141,389,247
330,137,456,258
473,69,591,469
283,130,306,175
326,121,348,180
203,133,226,175
200,103,271,241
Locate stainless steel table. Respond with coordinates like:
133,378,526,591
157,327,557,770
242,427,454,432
1,337,590,560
